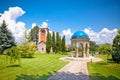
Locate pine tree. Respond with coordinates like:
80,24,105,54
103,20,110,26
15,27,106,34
52,32,56,52
46,32,51,53
0,20,15,54
62,36,66,52
29,26,39,42
59,36,62,51
56,32,60,53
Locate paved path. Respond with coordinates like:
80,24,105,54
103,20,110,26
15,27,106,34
48,56,102,80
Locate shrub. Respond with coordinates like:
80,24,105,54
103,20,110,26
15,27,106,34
4,46,21,64
19,42,36,58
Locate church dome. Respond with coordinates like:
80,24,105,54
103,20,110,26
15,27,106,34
72,31,89,39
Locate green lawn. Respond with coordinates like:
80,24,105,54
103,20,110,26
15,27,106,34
88,54,120,80
0,53,68,80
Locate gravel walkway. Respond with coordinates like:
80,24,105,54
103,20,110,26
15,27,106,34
48,56,102,80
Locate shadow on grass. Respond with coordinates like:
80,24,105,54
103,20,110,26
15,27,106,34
90,73,120,80
48,71,89,80
107,59,116,63
7,64,20,67
15,71,89,80
21,57,36,59
15,72,53,80
15,71,120,80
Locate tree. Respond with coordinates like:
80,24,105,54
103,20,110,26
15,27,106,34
98,43,112,55
52,32,56,52
90,41,98,51
112,29,120,63
62,36,66,52
29,26,39,42
46,32,51,53
55,32,61,53
98,43,112,63
0,20,15,54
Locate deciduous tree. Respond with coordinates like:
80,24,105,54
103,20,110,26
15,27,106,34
112,29,120,63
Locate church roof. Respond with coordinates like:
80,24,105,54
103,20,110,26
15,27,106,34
71,31,89,39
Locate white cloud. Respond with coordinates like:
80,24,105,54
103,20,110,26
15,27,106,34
62,28,117,45
84,28,117,44
31,23,37,29
62,28,73,44
0,6,26,43
40,22,48,28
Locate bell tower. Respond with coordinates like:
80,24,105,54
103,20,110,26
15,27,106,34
37,28,49,52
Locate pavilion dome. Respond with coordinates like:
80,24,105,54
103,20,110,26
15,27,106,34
71,31,89,39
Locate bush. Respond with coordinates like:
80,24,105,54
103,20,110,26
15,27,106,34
19,42,36,58
4,46,21,64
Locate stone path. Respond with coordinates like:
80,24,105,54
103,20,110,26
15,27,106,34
48,56,102,80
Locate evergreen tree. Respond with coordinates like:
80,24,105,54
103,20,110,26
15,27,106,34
62,36,66,52
59,36,62,51
0,20,15,54
46,32,51,53
112,29,120,63
29,26,39,42
56,32,61,53
52,32,56,52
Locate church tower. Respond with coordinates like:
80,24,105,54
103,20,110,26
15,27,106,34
37,28,49,52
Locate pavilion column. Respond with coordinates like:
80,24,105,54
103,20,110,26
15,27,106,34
76,43,78,58
71,42,73,57
83,43,86,58
87,43,90,57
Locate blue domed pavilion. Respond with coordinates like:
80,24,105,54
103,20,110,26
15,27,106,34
71,31,90,57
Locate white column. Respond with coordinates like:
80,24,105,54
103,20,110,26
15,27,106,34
83,43,86,58
87,43,90,57
71,42,74,57
76,43,78,58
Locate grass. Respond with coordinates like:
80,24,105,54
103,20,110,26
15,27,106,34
0,52,68,80
88,54,120,80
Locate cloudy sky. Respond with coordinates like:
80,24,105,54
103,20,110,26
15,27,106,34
0,0,120,44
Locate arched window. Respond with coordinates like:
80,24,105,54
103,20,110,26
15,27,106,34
41,29,45,35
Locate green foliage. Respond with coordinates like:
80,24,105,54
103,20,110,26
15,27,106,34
112,29,120,63
46,31,66,54
67,46,76,52
52,32,56,52
28,26,39,42
98,43,112,55
0,20,15,54
55,32,61,53
5,46,21,65
46,32,51,53
98,43,112,63
62,36,66,52
20,42,36,58
90,41,98,51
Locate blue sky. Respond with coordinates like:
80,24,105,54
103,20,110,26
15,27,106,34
0,0,120,44
0,0,120,32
